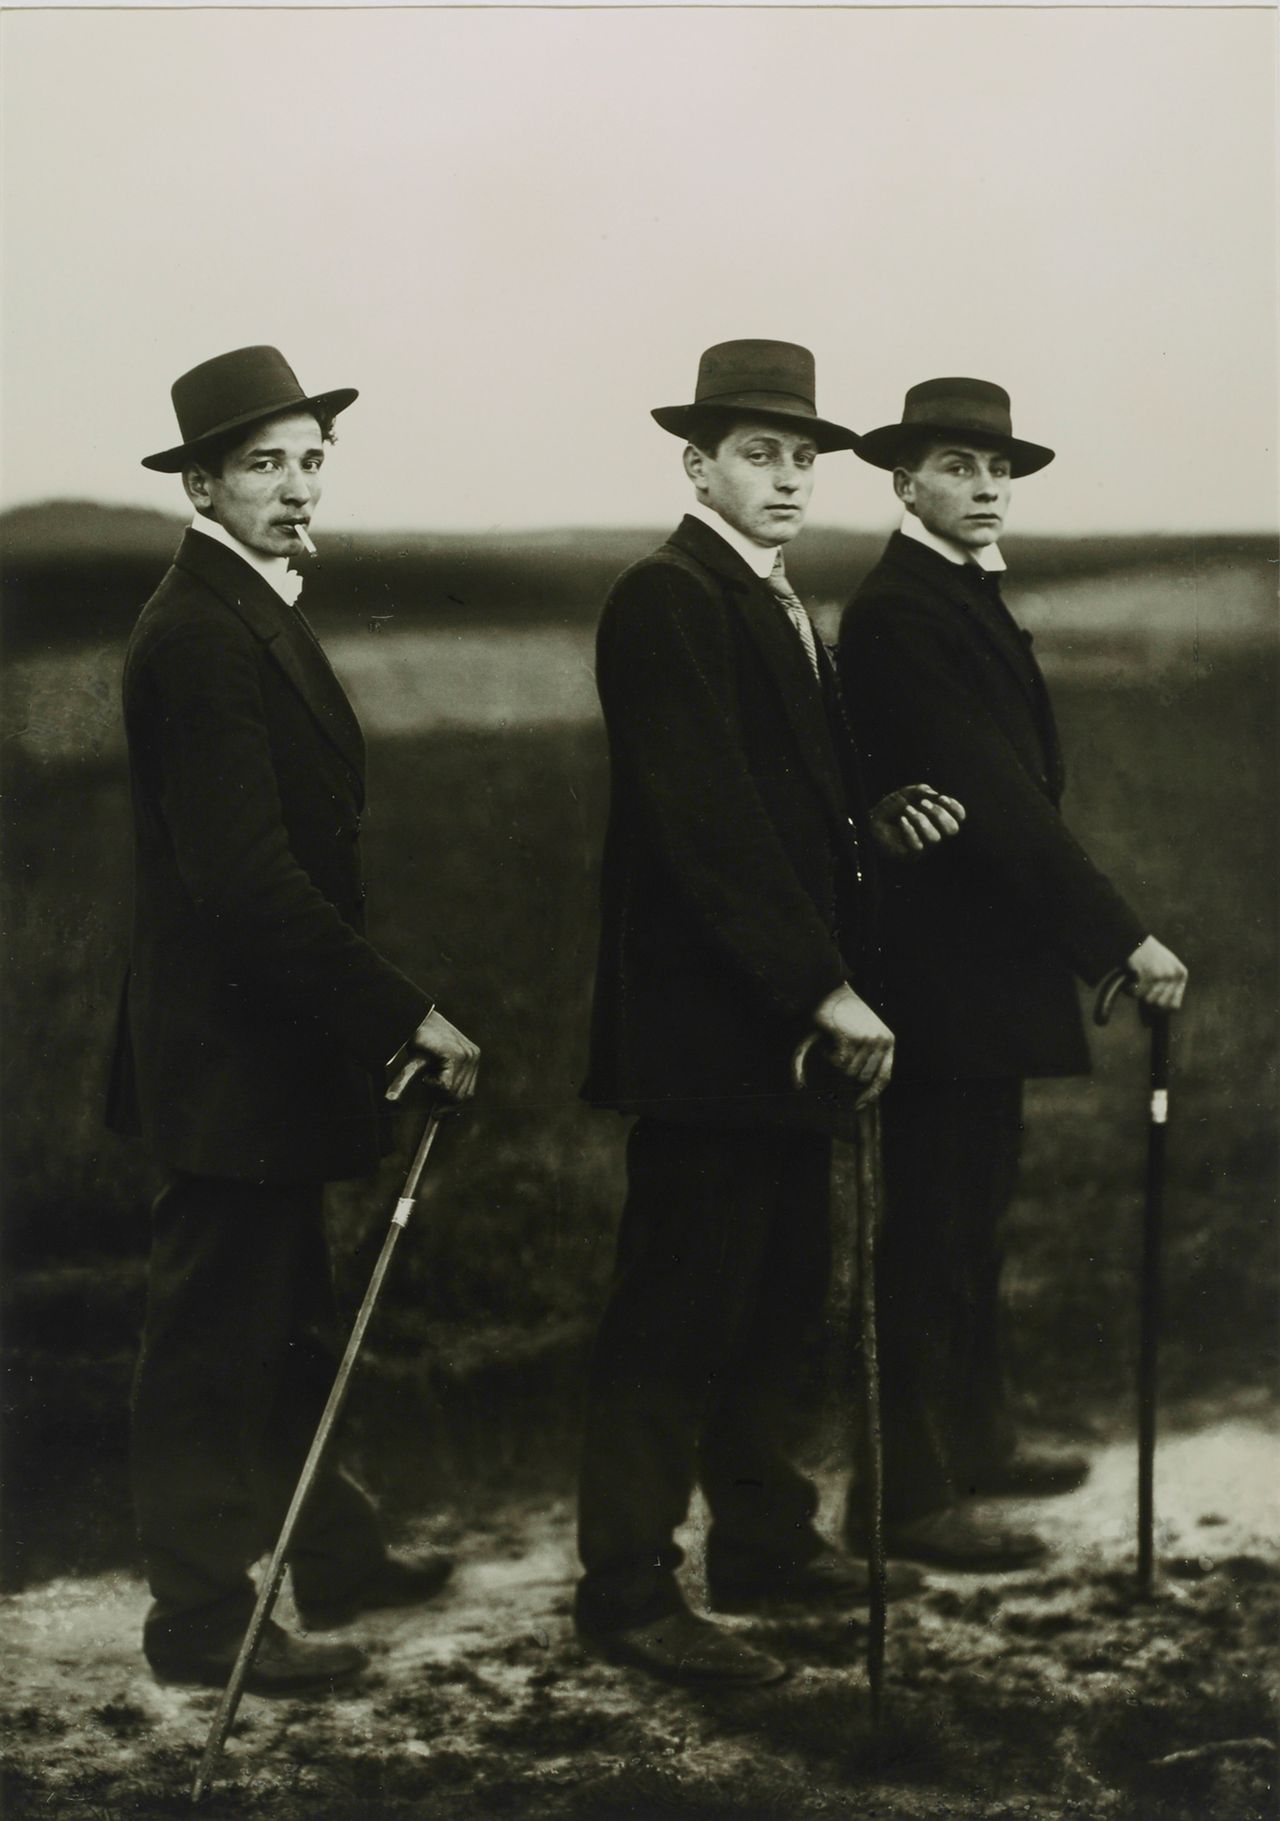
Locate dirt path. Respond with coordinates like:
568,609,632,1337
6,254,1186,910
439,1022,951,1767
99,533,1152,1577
3,1416,1276,1820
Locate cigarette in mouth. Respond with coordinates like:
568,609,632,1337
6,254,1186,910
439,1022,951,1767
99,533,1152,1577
293,524,317,556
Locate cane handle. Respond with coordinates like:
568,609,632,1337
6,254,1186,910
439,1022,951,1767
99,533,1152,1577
1093,967,1133,1027
791,1029,821,1091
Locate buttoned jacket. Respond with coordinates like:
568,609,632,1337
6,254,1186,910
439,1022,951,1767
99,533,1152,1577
583,514,878,1133
838,531,1145,1079
107,530,429,1182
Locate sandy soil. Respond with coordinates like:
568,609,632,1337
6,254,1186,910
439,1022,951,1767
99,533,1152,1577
2,1412,1276,1821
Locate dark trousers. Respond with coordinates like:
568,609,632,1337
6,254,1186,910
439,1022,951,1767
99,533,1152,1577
131,1173,386,1659
862,1078,1024,1524
577,1119,832,1634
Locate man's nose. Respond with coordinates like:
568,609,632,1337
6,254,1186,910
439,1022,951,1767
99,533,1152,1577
775,463,802,493
973,472,999,500
279,464,314,503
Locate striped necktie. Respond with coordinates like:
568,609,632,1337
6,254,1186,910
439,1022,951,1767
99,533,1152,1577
766,550,822,682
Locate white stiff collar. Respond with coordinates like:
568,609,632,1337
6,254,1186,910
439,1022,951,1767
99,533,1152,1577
686,499,780,580
189,514,302,603
900,510,1006,574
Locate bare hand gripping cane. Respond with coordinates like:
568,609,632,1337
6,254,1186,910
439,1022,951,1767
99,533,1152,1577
191,1098,448,1805
792,1032,888,1725
1094,967,1172,1595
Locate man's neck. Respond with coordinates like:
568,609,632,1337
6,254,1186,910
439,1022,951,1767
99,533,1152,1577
899,510,1006,574
686,499,780,579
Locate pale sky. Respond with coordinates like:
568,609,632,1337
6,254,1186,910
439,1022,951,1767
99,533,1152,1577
2,7,1276,535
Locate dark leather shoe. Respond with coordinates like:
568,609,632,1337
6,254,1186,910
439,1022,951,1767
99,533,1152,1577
874,1506,1047,1571
148,1618,366,1695
296,1547,455,1630
583,1610,787,1688
968,1445,1090,1499
708,1541,923,1612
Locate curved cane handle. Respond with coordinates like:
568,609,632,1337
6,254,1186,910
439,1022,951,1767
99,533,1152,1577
791,1029,821,1091
1093,967,1134,1027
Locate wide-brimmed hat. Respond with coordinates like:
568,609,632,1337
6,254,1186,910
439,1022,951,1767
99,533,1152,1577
141,345,358,473
855,377,1054,477
652,339,859,454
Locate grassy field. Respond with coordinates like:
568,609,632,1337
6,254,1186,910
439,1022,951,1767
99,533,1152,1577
2,545,1276,1587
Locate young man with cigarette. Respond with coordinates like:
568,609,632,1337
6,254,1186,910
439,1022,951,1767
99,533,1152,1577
575,341,962,1689
838,377,1188,1569
109,345,479,1694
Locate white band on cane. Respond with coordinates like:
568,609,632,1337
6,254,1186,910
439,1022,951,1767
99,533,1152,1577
392,1198,415,1228
1150,1090,1168,1125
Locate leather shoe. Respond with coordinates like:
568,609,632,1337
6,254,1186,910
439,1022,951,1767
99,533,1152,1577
968,1445,1090,1499
148,1618,366,1695
869,1505,1047,1571
296,1547,455,1631
708,1541,923,1612
583,1610,787,1688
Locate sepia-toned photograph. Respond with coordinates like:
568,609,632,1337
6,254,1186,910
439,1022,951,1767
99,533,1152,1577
1,5,1276,1817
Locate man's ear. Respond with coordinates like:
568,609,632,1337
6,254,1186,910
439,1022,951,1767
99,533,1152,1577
182,464,214,513
683,442,709,495
893,465,915,508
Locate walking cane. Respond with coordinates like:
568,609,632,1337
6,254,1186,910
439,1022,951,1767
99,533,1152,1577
1094,968,1172,1595
191,1097,448,1805
793,1033,888,1726
855,1099,888,1728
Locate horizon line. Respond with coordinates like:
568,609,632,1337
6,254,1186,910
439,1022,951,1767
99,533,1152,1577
2,498,1277,544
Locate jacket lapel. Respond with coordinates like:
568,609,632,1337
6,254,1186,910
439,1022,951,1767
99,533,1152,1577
667,517,848,827
882,532,1065,795
884,532,1039,703
174,530,365,780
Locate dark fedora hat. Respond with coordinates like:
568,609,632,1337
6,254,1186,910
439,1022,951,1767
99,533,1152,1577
855,377,1054,478
652,339,859,454
141,345,358,473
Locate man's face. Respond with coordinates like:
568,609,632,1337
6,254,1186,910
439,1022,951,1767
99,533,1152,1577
184,410,326,558
684,420,818,547
895,442,1012,549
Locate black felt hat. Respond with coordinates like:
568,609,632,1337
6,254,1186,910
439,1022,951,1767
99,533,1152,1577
141,345,358,473
652,340,859,454
855,377,1054,477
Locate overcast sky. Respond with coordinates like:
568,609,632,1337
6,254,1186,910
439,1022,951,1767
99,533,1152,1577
2,7,1276,535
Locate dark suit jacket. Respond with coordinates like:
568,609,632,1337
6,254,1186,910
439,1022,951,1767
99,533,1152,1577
107,530,430,1183
582,514,878,1134
838,531,1146,1081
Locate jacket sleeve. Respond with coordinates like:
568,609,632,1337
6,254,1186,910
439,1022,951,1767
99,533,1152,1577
598,562,848,1021
142,614,430,1064
843,596,1146,984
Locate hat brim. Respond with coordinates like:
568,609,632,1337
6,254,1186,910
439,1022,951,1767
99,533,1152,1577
141,386,359,473
854,423,1054,478
651,402,859,456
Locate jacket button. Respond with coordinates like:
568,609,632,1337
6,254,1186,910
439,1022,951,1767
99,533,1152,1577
358,885,367,904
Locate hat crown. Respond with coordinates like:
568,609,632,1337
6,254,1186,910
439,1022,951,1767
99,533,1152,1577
694,339,817,412
900,376,1014,440
170,345,309,449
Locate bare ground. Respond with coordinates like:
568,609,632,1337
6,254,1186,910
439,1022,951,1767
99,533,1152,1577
2,1409,1276,1821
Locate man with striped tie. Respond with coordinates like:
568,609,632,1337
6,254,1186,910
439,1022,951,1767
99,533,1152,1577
575,340,960,1688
